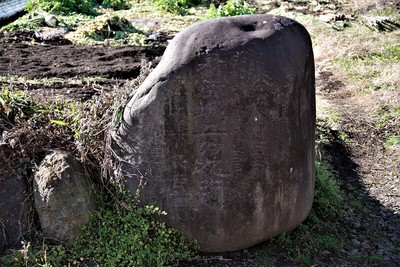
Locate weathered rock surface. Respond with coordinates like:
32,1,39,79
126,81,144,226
34,150,97,244
112,14,315,252
0,165,28,252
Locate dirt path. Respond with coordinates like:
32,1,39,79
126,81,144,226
316,65,400,264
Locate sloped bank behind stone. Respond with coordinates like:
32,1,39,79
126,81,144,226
112,14,315,253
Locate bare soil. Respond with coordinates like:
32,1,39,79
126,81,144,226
315,66,400,266
0,30,166,102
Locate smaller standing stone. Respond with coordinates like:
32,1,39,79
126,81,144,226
0,170,28,252
34,150,97,244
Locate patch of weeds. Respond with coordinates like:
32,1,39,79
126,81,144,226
25,0,135,15
203,0,257,19
329,112,342,123
370,254,383,264
76,14,147,45
314,234,342,251
151,0,201,15
313,159,344,218
374,107,400,148
70,190,194,266
58,12,95,28
1,11,95,31
1,191,194,267
295,254,312,265
1,62,194,267
1,13,42,30
347,254,362,262
348,198,366,213
100,0,134,10
316,103,343,126
26,0,99,15
386,134,399,147
338,132,349,142
0,90,41,122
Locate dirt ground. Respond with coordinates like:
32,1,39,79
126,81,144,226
0,21,399,266
0,30,166,100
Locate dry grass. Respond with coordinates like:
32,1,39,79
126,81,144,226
282,4,400,106
0,60,153,186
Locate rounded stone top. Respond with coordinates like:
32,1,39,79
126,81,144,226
134,14,310,101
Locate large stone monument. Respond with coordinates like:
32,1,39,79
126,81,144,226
112,14,315,252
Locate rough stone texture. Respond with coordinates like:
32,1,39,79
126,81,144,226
0,0,29,26
34,150,97,244
112,14,315,252
0,166,28,252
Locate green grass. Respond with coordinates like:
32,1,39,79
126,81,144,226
264,155,345,264
316,103,343,124
386,134,400,147
374,107,400,148
150,0,201,15
202,0,257,19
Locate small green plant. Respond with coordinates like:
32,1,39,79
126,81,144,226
370,254,383,264
0,90,41,121
151,0,200,15
203,0,257,19
339,132,349,142
76,14,147,45
329,112,342,123
100,0,132,10
386,134,399,147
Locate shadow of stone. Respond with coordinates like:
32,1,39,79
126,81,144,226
319,122,400,265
